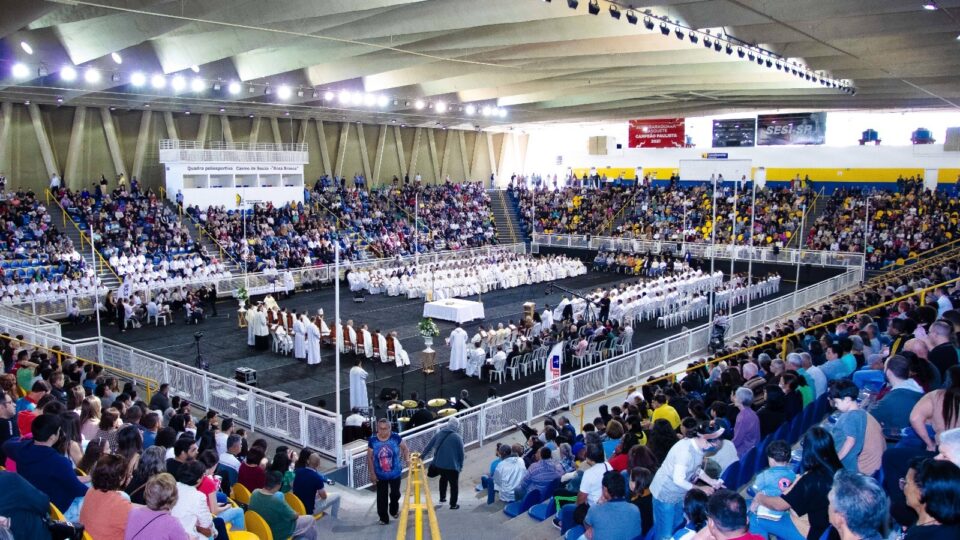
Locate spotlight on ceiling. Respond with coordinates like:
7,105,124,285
765,58,773,68
277,85,292,99
703,36,712,48
84,68,101,83
228,81,241,94
111,73,120,83
689,32,698,44
736,47,744,58
435,101,448,113
714,41,722,52
498,108,508,118
264,84,272,96
111,52,122,64
11,63,29,79
130,71,146,87
219,107,225,112
20,42,33,55
659,22,669,35
747,50,755,61
190,65,200,73
643,16,654,30
61,66,77,81
465,104,476,115
626,11,638,24
775,62,782,70
151,73,166,89
171,74,186,91
350,92,363,105
608,5,620,19
191,77,206,92
675,27,685,40
923,2,937,10
324,90,334,100
311,90,318,99
481,106,492,116
567,0,578,8
756,55,764,65
363,93,376,106
414,99,425,110
587,0,599,15
377,94,389,107
338,90,351,103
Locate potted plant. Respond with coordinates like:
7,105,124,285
418,318,440,351
236,285,249,309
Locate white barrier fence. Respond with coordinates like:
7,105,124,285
345,267,863,488
532,234,865,269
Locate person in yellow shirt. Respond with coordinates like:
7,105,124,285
650,393,681,430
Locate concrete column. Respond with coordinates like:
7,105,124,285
486,132,497,180
439,130,451,181
99,107,127,179
220,115,233,143
356,122,372,181
334,122,350,178
0,102,13,174
64,106,88,188
132,110,152,181
409,128,422,179
458,131,470,181
296,119,307,145
28,103,59,178
196,114,210,143
249,117,261,143
315,120,333,177
393,126,405,177
162,111,178,139
270,117,282,144
372,124,387,185
497,132,511,183
426,128,441,183
470,131,484,180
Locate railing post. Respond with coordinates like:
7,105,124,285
526,392,533,424
299,405,309,448
603,362,610,393
478,404,486,444
347,453,355,488
247,388,257,433
662,341,669,369
634,350,641,377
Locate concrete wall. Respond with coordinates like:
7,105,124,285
0,102,530,193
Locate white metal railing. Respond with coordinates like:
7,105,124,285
532,234,865,269
345,267,863,489
0,306,342,463
159,139,308,164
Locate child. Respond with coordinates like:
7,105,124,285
749,440,797,530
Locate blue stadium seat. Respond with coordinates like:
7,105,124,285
504,488,541,518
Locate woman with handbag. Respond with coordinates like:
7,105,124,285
421,416,465,510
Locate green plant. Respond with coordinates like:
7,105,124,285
418,318,440,338
237,285,249,303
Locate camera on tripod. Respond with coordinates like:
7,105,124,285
194,332,204,341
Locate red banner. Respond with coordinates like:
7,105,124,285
628,118,686,148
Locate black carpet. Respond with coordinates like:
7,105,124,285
62,265,813,415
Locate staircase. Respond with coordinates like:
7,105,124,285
167,201,244,274
490,190,526,244
45,201,121,290
789,188,829,249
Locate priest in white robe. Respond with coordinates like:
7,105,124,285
306,317,322,365
345,321,358,353
376,331,389,363
446,323,468,372
253,305,270,351
349,358,368,409
245,307,255,347
465,337,486,378
360,324,374,359
541,305,554,329
390,332,410,367
293,314,306,360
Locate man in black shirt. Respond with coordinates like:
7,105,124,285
0,394,17,462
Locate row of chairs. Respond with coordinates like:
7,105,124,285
230,483,324,540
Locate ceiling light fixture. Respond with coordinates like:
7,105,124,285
377,95,389,107
481,106,492,116
151,73,166,88
61,66,77,81
130,72,146,86
11,63,29,79
626,11,638,24
276,85,292,99
228,81,241,94
324,90,334,100
84,68,101,83
675,26,685,40
689,32,698,44
339,90,351,103
171,74,186,91
608,5,620,19
213,81,221,91
659,21,669,35
435,101,448,113
350,92,363,105
714,41,722,52
297,88,304,98
567,0,578,8
191,77,206,92
587,0,599,15
465,104,476,115
414,99,426,110
363,93,376,106
20,42,33,55
111,52,122,64
498,109,508,118
190,65,200,73
923,2,937,10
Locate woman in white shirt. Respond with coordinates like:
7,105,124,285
171,461,215,540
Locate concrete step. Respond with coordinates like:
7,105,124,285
165,201,244,274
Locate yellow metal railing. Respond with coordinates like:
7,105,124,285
785,187,822,250
9,334,158,401
45,189,122,283
870,244,960,286
396,453,442,540
878,236,960,271
576,270,960,427
600,190,638,235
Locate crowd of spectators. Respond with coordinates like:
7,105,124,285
511,185,635,235
807,184,960,268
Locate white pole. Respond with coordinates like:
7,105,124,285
746,180,757,313
334,241,341,453
795,203,806,288
242,200,248,292
730,177,738,277
709,176,718,328
89,226,102,340
863,194,870,262
415,193,419,265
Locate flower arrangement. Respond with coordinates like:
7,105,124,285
418,318,440,338
237,285,249,304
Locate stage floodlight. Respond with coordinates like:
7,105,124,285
151,73,166,88
191,77,206,92
626,11,638,24
171,74,186,91
11,63,29,79
465,104,476,115
660,22,669,35
84,68,101,83
689,32,698,44
588,1,599,15
276,85,292,99
228,81,241,94
111,52,122,64
567,0,578,8
20,42,33,55
608,5,620,19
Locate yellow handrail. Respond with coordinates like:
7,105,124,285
786,187,821,250
7,334,157,401
44,189,122,283
878,236,960,271
183,210,240,267
396,453,442,540
600,190,637,235
576,270,960,427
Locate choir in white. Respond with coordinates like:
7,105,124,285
0,268,102,305
346,251,587,299
111,252,233,290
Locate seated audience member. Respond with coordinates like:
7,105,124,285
829,380,885,475
292,450,341,518
825,470,889,540
752,427,842,540
705,489,764,540
238,446,267,491
582,471,643,540
197,450,244,531
171,460,215,540
867,355,924,433
0,470,53,540
124,472,191,540
490,443,525,503
2,414,88,517
249,470,318,540
515,446,564,501
651,393,682,431
627,466,654,537
671,489,709,540
731,387,760,458
927,321,959,381
166,436,198,479
747,440,797,538
80,453,134,539
902,457,960,540
126,446,167,505
908,365,960,452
